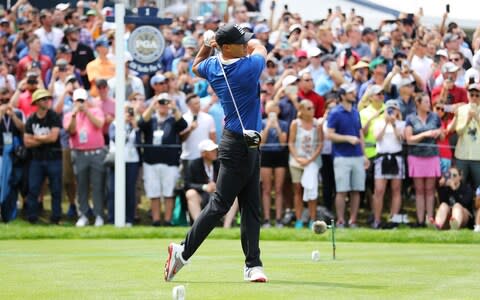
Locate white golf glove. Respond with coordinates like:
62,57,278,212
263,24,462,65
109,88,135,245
203,30,216,47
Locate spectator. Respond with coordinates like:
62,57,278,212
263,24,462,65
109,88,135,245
431,62,468,108
147,74,169,104
165,72,188,114
200,86,225,145
274,74,299,125
372,100,405,228
288,100,323,229
433,101,454,174
23,89,62,224
298,71,325,118
317,25,338,56
86,38,115,97
34,9,64,48
260,101,288,228
409,40,433,85
161,28,185,72
91,79,115,142
63,25,95,90
393,77,417,120
107,105,141,226
327,83,368,228
434,166,473,230
138,93,187,226
64,9,94,49
0,88,25,222
357,56,387,102
108,52,145,99
315,54,343,96
12,72,43,118
180,93,216,170
184,139,219,222
0,61,16,93
16,35,52,83
405,93,442,227
345,23,371,59
451,83,480,198
64,88,106,227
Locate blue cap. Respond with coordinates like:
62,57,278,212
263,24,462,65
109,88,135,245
0,31,7,38
150,74,166,86
94,38,109,48
253,24,270,34
16,17,30,25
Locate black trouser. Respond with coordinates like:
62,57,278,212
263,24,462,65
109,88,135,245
182,130,262,268
320,154,335,211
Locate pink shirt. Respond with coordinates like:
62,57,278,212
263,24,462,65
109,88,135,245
17,91,37,118
63,107,105,150
92,97,115,134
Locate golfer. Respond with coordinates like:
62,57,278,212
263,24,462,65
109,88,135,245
164,23,268,282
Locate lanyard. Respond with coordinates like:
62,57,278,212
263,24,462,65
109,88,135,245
204,162,213,182
2,116,11,133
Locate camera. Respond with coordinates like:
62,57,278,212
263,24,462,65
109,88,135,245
127,107,134,116
387,107,395,115
158,99,170,105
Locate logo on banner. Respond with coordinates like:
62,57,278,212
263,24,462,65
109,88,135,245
128,25,165,74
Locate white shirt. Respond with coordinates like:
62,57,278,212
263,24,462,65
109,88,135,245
373,120,405,154
34,27,64,48
180,111,215,160
0,74,16,91
411,55,433,85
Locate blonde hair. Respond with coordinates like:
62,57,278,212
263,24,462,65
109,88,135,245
297,99,314,119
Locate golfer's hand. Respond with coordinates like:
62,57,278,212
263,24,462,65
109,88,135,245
203,30,216,48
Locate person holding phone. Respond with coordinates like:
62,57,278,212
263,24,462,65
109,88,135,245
274,74,299,125
431,62,468,114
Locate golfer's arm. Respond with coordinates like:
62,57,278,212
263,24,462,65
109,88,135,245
248,39,267,59
192,45,213,78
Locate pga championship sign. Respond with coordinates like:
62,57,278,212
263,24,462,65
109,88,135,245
128,25,165,74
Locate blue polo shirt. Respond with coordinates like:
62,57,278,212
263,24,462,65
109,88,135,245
327,105,363,157
197,55,265,134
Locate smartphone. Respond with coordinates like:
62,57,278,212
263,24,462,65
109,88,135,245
387,107,395,115
446,4,450,13
443,104,454,113
351,8,355,14
193,115,198,121
284,4,288,11
270,0,276,10
395,60,402,67
127,107,134,116
407,13,414,20
328,8,332,15
268,112,277,121
335,6,341,13
284,85,298,95
345,48,352,58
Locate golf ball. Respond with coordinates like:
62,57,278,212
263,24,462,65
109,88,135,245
172,285,185,300
311,250,320,261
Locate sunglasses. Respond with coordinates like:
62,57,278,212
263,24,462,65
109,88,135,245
76,99,85,103
469,92,480,98
435,106,444,112
449,58,461,62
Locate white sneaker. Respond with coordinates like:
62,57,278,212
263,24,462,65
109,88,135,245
164,243,188,281
94,216,104,227
244,266,268,282
474,225,480,233
76,215,89,227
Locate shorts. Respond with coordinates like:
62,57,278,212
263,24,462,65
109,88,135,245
143,162,179,198
407,155,441,178
62,149,75,185
374,155,405,180
289,165,304,183
333,156,365,192
261,150,288,168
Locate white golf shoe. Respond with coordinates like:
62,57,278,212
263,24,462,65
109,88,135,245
164,243,188,281
244,266,268,282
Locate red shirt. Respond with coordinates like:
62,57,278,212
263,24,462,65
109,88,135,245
17,91,37,118
16,54,53,82
431,85,468,105
437,118,452,159
298,89,325,118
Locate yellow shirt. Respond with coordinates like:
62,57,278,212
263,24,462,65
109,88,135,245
360,104,385,159
455,103,480,160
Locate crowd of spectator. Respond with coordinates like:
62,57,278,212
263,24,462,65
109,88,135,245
0,0,480,232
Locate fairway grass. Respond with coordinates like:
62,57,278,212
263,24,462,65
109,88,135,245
1,239,479,300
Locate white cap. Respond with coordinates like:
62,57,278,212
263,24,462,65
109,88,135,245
73,88,88,101
435,49,448,58
289,23,302,34
307,47,322,58
368,85,384,96
156,92,170,101
282,75,298,88
397,77,414,88
55,3,70,11
198,139,218,152
442,62,460,73
340,83,356,94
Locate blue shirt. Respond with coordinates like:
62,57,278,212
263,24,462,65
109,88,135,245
197,55,265,134
327,105,363,157
260,118,289,152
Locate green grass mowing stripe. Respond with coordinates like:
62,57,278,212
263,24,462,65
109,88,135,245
0,239,479,300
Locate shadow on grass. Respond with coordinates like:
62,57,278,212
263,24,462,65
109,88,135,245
175,280,384,290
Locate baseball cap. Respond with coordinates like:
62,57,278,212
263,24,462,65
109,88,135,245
56,58,68,68
205,16,221,24
468,83,480,91
379,36,391,47
362,27,375,36
368,84,384,96
95,38,109,48
182,36,198,49
266,56,279,65
295,49,307,59
339,83,356,94
239,22,252,32
443,33,459,44
307,47,322,58
442,62,460,73
393,51,407,60
320,54,335,64
31,89,52,104
95,79,108,88
198,139,218,152
55,2,70,11
16,17,31,25
86,9,96,16
150,74,167,86
282,75,298,88
397,77,414,88
65,74,77,83
435,49,448,58
0,18,8,24
171,27,185,35
351,61,370,71
156,92,171,103
58,44,72,54
385,99,400,109
289,24,302,34
64,25,80,35
369,56,387,70
282,55,297,65
253,24,270,35
73,88,88,101
215,23,254,46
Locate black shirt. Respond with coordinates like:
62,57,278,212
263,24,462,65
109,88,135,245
438,182,473,213
138,114,187,166
70,42,95,89
25,109,62,160
0,110,24,153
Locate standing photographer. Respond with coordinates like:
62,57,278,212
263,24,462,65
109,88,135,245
165,24,268,283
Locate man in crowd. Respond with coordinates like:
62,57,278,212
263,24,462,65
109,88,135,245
24,89,62,224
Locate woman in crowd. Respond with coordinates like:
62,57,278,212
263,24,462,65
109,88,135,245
405,93,442,227
260,101,288,228
372,100,405,228
288,100,323,229
434,166,473,230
